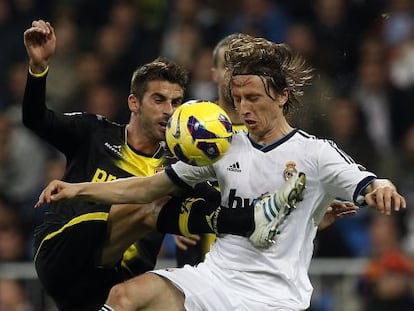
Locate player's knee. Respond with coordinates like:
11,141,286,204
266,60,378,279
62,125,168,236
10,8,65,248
107,283,134,310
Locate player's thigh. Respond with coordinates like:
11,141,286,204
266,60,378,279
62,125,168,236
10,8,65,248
108,272,185,311
101,204,153,266
106,204,153,245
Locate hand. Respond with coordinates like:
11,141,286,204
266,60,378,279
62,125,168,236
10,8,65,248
35,179,79,208
24,20,56,72
365,179,406,215
318,200,358,231
173,234,201,251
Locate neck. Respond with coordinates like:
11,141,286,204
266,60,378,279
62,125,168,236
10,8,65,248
126,124,160,155
251,120,293,145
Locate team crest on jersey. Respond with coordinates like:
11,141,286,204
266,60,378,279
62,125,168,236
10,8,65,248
283,161,297,180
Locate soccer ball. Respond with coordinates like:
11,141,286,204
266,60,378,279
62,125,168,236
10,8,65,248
166,100,233,166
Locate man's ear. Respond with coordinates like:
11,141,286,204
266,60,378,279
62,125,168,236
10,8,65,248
128,94,139,112
278,88,289,108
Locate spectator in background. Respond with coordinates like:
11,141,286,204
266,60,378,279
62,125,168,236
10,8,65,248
309,0,360,92
3,61,30,122
381,0,414,49
397,125,414,255
186,47,217,102
160,0,222,56
0,0,20,109
160,20,205,70
326,96,378,172
359,214,414,311
0,113,47,217
82,83,124,123
226,0,291,43
314,96,377,258
94,22,135,93
70,52,108,114
350,57,401,177
357,33,414,146
0,279,35,311
285,22,335,137
0,196,30,262
42,10,81,112
76,52,107,88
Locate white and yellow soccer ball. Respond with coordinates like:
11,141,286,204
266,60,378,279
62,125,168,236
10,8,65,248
166,100,233,166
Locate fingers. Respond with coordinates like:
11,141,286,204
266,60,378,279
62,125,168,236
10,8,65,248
31,20,52,34
173,234,201,251
365,187,406,215
34,179,66,208
24,20,55,46
335,209,358,218
25,20,49,39
330,200,358,219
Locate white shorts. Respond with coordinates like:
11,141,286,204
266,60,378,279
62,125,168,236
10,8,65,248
152,262,296,311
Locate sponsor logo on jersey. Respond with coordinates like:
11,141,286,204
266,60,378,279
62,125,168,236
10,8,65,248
92,168,117,182
227,161,241,172
283,161,297,181
228,189,254,208
104,142,123,157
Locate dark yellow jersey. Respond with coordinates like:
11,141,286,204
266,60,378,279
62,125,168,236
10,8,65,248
23,73,165,311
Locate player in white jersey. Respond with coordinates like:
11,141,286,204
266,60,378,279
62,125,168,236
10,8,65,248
36,35,406,311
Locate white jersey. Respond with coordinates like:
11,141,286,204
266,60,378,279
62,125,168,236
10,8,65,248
166,129,376,310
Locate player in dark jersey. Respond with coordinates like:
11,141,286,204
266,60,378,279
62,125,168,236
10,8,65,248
23,20,262,311
23,27,187,311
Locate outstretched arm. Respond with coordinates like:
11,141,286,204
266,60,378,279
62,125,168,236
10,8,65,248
36,172,180,206
364,178,406,215
24,19,55,73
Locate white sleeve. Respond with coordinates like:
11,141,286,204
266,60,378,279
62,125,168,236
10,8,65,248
317,140,376,205
168,161,216,188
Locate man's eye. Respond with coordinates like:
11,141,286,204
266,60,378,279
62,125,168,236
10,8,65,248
248,96,259,102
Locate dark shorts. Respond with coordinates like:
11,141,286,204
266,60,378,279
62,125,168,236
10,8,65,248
33,201,122,311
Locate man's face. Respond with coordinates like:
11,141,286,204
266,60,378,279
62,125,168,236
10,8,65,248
134,80,184,142
231,75,287,144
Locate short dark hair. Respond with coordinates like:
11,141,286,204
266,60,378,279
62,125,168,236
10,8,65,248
130,57,188,101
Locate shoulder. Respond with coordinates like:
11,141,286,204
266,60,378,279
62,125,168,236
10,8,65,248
294,129,334,147
64,112,122,127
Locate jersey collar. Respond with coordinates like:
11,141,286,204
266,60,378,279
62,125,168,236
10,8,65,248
248,129,298,152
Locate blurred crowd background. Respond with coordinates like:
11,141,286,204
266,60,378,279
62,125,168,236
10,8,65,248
1,0,414,310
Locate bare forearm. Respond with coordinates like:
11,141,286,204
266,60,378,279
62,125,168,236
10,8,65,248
76,177,144,204
76,173,178,204
36,171,180,207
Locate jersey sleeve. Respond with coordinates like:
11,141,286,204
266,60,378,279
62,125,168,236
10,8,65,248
22,71,102,156
316,139,376,205
165,161,216,189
